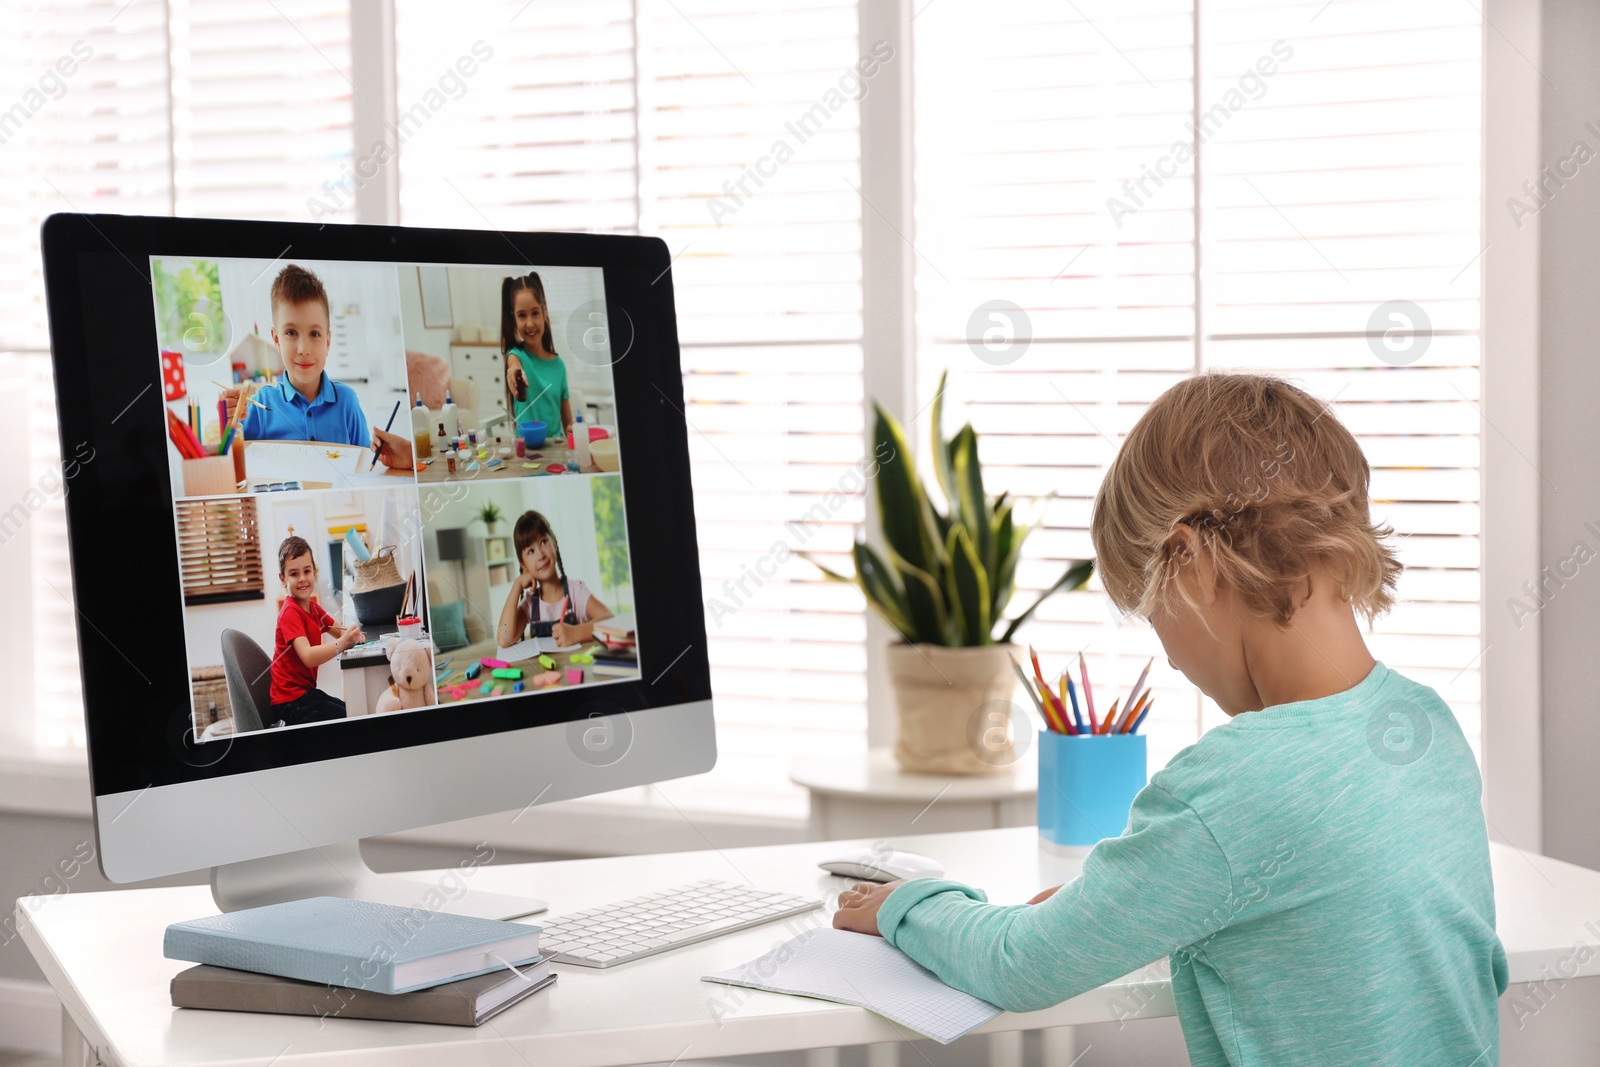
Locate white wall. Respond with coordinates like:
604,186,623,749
0,357,34,748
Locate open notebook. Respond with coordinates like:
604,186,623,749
702,928,1001,1044
497,635,581,660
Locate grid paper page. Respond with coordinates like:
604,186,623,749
702,927,1001,1044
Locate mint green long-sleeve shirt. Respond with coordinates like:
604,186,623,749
878,661,1507,1066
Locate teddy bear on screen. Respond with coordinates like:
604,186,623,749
373,638,438,714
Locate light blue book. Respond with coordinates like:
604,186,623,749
164,897,544,995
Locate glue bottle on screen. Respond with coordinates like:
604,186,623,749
441,391,460,437
411,393,433,460
574,412,591,471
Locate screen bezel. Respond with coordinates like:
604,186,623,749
41,213,712,801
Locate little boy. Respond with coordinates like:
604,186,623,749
234,265,369,447
834,372,1507,1065
269,535,364,727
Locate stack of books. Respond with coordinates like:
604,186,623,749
593,617,638,677
165,896,556,1027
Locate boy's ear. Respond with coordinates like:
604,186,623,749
1166,523,1198,567
1166,524,1221,607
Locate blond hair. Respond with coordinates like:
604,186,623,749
1090,370,1401,629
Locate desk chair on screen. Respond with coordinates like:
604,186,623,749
219,628,271,734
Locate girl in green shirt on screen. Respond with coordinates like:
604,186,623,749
502,271,573,444
834,371,1508,1067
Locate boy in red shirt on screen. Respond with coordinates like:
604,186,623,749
269,535,364,727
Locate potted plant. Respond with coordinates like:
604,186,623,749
811,373,1094,775
477,501,504,538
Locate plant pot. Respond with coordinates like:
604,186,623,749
886,642,1020,776
485,521,498,537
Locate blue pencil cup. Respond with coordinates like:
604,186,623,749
1037,732,1148,850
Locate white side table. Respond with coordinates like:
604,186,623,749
791,747,1037,839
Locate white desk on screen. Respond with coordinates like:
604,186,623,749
18,830,1600,1067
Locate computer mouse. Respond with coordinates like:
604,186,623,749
817,847,945,883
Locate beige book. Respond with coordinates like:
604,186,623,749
171,959,555,1027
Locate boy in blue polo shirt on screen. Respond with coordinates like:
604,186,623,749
228,265,369,447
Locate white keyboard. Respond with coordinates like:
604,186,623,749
538,878,823,968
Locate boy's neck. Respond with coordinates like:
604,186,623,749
291,374,321,404
1239,602,1376,711
291,592,315,612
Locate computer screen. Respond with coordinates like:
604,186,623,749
43,216,714,887
153,256,642,737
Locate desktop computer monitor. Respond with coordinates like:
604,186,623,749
40,214,715,917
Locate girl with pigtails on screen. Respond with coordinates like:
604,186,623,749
496,509,613,652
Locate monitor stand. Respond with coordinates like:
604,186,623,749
211,842,548,920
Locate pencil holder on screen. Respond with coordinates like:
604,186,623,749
1037,731,1147,850
180,454,236,497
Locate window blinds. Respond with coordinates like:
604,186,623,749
396,0,869,818
0,0,172,348
167,0,356,221
177,497,265,603
914,0,1482,773
6,0,1485,813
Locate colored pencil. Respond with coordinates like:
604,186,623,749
1033,676,1069,733
1010,660,1054,731
1129,698,1154,735
1099,699,1119,734
1036,679,1075,734
370,398,403,471
1058,672,1081,733
1028,645,1070,733
1111,693,1139,735
166,408,204,459
1124,656,1153,719
1079,652,1097,731
1028,645,1047,687
1117,692,1150,734
1064,673,1083,733
1132,692,1153,732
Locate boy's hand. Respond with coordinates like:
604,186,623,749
1028,884,1063,905
831,879,905,937
371,427,413,470
337,627,365,651
219,382,258,408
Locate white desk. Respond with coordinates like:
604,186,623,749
18,829,1600,1067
